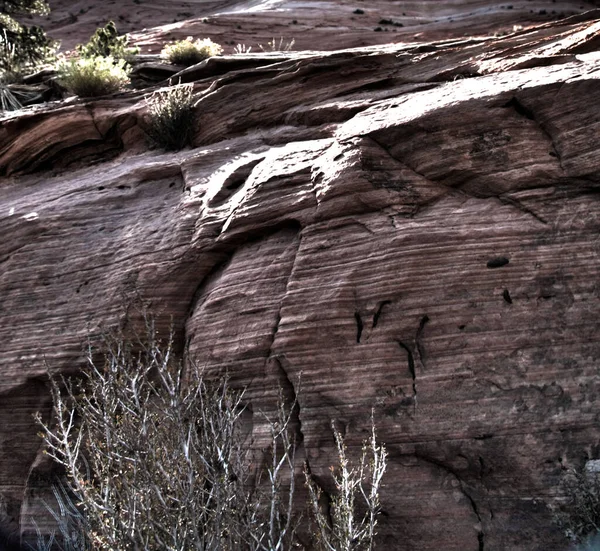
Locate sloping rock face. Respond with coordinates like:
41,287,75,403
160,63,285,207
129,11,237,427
34,0,600,52
2,7,600,550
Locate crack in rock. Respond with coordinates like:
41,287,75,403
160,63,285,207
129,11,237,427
354,311,364,343
396,340,417,407
415,314,430,371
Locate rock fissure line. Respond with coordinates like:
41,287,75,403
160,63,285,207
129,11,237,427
372,300,391,329
365,134,453,214
499,196,549,225
396,340,417,406
262,231,304,445
85,105,104,140
415,314,430,371
272,356,305,446
354,311,364,343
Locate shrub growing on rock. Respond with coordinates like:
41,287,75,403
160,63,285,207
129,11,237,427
35,317,388,550
554,465,600,545
35,321,299,551
0,0,56,78
57,56,129,97
146,83,196,151
305,419,387,551
161,37,222,66
76,21,138,61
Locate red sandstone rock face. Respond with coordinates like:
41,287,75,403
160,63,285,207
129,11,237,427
34,0,600,52
2,4,600,550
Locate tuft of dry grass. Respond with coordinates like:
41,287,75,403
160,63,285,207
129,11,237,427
145,83,196,151
162,37,222,66
57,56,129,97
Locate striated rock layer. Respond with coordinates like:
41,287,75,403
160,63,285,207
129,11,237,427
2,6,600,550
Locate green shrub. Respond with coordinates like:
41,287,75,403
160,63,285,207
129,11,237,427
57,56,129,97
0,1,56,77
76,21,138,61
146,84,196,151
161,37,222,66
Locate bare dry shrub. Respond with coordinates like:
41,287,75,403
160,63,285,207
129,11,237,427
36,321,298,551
35,319,388,551
305,419,387,551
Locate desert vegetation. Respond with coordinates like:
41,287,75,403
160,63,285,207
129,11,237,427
145,83,196,151
56,22,135,98
553,465,600,547
161,37,223,66
0,0,55,80
34,320,387,550
56,56,129,98
75,21,138,61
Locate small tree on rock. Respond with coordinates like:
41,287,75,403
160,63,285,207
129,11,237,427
0,0,54,77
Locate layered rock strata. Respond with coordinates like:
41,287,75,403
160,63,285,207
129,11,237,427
2,8,600,550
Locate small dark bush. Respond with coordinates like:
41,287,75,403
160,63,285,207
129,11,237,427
146,84,196,151
554,466,600,545
76,21,138,60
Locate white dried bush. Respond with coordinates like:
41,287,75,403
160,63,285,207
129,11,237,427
35,319,387,551
258,37,295,52
305,419,387,551
35,322,298,551
554,466,600,545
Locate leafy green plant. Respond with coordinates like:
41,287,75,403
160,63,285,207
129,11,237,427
56,56,129,97
305,419,387,551
0,8,56,78
161,37,222,66
145,84,196,151
76,21,138,61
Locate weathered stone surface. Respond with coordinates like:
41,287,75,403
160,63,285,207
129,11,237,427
2,5,600,550
30,0,600,53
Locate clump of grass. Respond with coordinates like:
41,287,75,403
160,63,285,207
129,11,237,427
57,55,129,97
161,37,222,66
146,84,196,151
232,43,251,54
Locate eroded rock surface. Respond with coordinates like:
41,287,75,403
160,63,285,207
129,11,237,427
2,5,600,550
